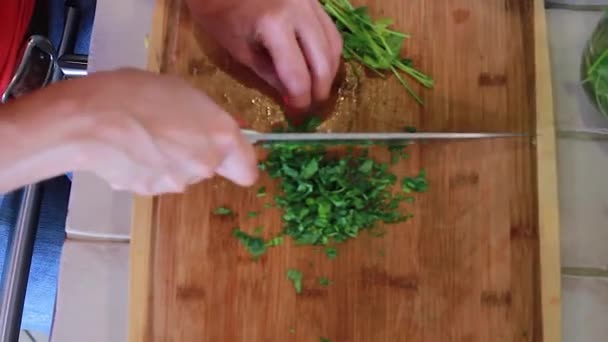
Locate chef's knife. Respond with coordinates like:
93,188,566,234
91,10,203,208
241,129,525,144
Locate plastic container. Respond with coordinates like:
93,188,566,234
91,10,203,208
581,10,608,120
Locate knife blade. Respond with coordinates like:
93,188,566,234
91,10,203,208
241,129,525,144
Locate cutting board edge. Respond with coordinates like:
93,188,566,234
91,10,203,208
534,0,562,341
128,0,169,341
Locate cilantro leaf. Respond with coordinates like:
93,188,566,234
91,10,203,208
256,186,267,197
213,207,233,216
402,169,429,193
325,246,338,259
286,269,303,294
265,235,284,247
318,277,332,286
233,229,266,257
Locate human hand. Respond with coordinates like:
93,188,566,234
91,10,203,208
187,0,343,110
65,69,258,195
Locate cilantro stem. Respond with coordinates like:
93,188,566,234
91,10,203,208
320,0,434,104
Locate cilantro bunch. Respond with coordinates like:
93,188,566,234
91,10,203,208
320,0,434,104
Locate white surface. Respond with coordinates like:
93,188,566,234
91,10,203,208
66,172,131,240
51,241,129,342
547,9,608,270
562,276,608,342
557,138,608,269
54,0,154,340
88,0,155,73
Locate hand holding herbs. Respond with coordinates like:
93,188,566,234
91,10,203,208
187,0,343,109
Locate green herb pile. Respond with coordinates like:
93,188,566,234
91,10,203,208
228,141,426,261
261,143,422,255
223,115,427,270
582,9,608,120
320,0,434,104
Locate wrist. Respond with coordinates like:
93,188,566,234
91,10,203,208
186,0,230,17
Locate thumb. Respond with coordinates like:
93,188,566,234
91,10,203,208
214,132,259,186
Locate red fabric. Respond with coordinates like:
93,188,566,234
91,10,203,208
0,0,35,94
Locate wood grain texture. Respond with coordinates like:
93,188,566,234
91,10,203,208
129,0,560,341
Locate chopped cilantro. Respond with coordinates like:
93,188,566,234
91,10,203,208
318,277,331,286
265,235,283,247
286,269,303,294
256,186,267,197
402,169,429,193
213,207,233,216
325,246,338,260
233,229,266,257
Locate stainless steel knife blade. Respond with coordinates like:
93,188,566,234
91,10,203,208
241,129,525,144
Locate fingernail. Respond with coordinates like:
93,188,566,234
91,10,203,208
234,114,249,128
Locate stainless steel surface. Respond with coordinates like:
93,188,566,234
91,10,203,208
0,185,42,342
53,6,80,82
241,129,525,143
59,54,88,78
1,36,55,103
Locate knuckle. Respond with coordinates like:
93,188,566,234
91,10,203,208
212,120,241,149
257,14,284,35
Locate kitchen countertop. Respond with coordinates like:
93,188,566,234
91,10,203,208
54,1,608,341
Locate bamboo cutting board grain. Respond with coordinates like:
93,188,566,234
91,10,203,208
130,1,561,341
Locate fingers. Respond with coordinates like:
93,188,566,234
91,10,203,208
310,0,343,76
215,130,259,186
246,49,286,94
295,15,333,102
161,122,258,189
257,19,312,109
255,2,343,108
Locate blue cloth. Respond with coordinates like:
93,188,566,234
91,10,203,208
0,176,71,333
49,0,97,55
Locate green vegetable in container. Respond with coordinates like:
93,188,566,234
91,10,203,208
582,8,608,120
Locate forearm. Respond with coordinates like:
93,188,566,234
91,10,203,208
0,84,92,193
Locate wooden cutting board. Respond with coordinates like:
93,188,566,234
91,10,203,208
130,0,561,341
